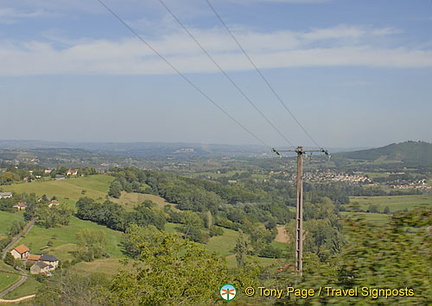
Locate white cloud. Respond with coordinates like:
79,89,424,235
0,25,431,76
0,8,52,24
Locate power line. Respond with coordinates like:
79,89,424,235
205,0,322,149
96,0,272,148
157,0,295,148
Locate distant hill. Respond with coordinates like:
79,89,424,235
333,141,432,169
0,140,269,158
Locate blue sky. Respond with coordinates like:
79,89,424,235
1,0,431,149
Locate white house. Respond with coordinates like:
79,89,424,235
0,192,12,199
39,254,59,269
10,244,30,260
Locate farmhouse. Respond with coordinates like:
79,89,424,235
30,261,53,276
39,254,59,269
13,202,27,211
48,200,60,208
28,254,59,275
0,192,12,199
66,169,79,176
10,244,30,260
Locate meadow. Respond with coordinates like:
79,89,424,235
349,194,432,213
2,175,114,210
0,211,24,239
0,260,20,294
112,191,178,211
17,217,125,261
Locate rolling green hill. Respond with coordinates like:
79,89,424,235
1,175,114,210
333,141,432,169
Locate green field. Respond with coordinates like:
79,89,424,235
349,194,432,213
0,260,21,293
340,211,390,225
205,227,239,256
16,216,124,261
0,211,26,293
2,175,114,209
0,210,24,238
112,192,177,211
2,276,39,300
72,258,124,277
343,194,432,225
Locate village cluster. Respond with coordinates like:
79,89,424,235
10,244,59,276
0,191,60,210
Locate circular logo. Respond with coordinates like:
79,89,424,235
220,284,237,301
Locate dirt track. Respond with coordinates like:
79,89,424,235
274,225,290,243
0,294,36,303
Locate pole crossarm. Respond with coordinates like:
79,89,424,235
272,147,329,155
271,146,328,274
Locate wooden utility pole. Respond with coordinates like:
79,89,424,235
272,146,328,274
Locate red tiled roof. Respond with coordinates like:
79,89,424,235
14,244,29,254
27,254,41,261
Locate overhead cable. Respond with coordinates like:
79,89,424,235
96,0,272,148
157,0,295,149
205,0,323,149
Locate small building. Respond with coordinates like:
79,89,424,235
10,244,30,260
30,261,53,275
0,192,12,199
66,169,79,176
13,202,27,211
48,200,60,208
39,254,59,269
27,254,42,264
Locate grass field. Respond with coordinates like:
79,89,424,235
16,216,124,262
0,260,21,293
349,194,432,213
205,227,239,256
72,258,124,277
340,211,390,225
112,192,177,211
0,211,24,238
2,276,40,300
2,175,114,210
0,211,27,293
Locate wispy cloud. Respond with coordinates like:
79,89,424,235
0,8,52,24
1,25,430,76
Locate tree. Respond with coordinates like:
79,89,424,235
334,210,432,304
246,222,275,255
128,201,166,231
111,232,229,305
4,252,15,266
122,224,163,258
234,230,248,267
176,211,206,243
36,205,73,228
75,229,108,262
34,270,112,305
108,181,122,198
